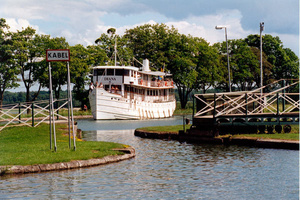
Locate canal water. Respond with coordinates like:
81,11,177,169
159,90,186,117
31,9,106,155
0,116,299,199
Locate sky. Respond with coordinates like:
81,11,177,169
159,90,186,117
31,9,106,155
1,0,299,92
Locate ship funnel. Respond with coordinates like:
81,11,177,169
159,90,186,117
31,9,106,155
142,59,150,72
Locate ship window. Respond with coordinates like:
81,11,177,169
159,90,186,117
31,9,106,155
107,69,114,75
124,69,129,76
95,69,105,76
115,69,123,76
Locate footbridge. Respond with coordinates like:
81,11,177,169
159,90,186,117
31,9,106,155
191,79,299,136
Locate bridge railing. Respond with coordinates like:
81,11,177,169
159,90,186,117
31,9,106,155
194,79,299,118
0,99,69,131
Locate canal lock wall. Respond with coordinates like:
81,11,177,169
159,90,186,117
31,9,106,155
134,129,299,150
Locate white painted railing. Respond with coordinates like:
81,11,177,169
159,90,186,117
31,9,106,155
0,99,69,131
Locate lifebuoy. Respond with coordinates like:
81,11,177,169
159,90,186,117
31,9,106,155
140,79,143,85
171,81,173,86
165,81,167,86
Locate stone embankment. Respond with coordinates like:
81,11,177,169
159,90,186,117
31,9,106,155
0,147,135,176
134,130,299,150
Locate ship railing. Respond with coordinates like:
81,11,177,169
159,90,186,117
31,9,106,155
138,80,173,87
143,94,176,103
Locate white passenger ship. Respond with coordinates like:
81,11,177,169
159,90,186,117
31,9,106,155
89,59,176,119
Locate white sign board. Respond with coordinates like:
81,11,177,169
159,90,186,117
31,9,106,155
94,76,123,85
46,49,70,62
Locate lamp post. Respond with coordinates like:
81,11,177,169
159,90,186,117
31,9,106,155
260,22,264,90
215,26,231,92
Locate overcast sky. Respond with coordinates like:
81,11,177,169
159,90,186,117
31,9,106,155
1,0,299,92
1,0,299,54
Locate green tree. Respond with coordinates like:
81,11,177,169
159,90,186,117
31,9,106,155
171,56,198,108
194,38,224,93
95,30,132,66
214,39,271,91
124,23,179,70
124,23,197,108
245,34,299,83
167,34,198,108
124,23,221,108
35,37,69,100
283,48,299,80
249,46,274,87
11,27,46,105
228,39,260,91
0,18,19,108
86,45,107,67
69,44,91,109
31,34,51,91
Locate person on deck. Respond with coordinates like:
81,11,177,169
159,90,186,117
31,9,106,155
89,82,95,91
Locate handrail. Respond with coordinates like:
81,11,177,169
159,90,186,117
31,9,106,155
0,99,70,131
194,79,300,117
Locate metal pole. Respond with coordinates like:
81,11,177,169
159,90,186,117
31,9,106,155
225,27,231,92
245,93,248,119
260,22,264,113
260,22,264,92
49,62,57,152
67,62,76,150
213,93,216,118
114,37,117,66
70,88,76,151
192,95,195,126
183,115,185,133
31,103,34,127
67,62,71,149
19,103,21,123
277,92,279,116
49,63,52,150
282,80,286,112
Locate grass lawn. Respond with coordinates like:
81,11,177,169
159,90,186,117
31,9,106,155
231,133,299,141
136,124,192,133
0,123,125,166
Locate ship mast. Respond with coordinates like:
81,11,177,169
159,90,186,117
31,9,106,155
107,28,117,66
114,36,117,66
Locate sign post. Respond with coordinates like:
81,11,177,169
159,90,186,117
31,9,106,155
46,49,76,151
48,62,57,151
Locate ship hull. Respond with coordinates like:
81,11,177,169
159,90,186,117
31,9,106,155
89,88,176,120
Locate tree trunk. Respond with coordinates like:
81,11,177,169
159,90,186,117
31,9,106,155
31,84,42,102
26,86,31,114
177,85,193,109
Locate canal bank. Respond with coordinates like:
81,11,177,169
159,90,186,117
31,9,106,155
0,147,135,175
134,129,299,150
0,123,136,176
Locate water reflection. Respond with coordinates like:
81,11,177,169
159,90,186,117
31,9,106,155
0,117,298,199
